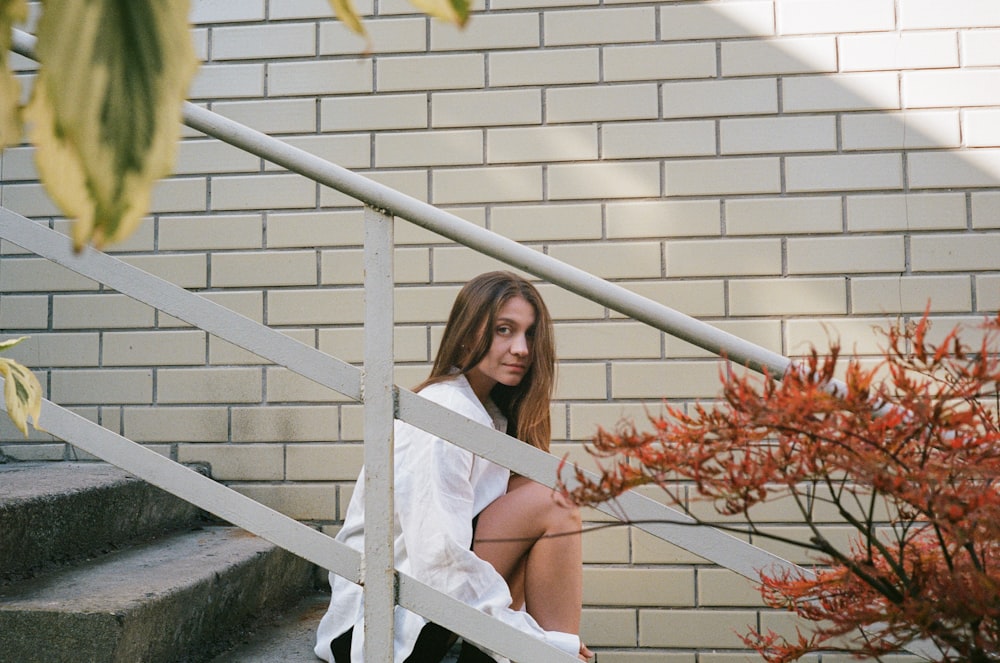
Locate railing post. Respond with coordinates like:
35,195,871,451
363,205,396,660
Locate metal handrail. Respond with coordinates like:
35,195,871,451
178,97,792,379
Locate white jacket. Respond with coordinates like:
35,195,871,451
314,374,579,662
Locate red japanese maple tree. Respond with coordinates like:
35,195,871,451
561,313,1000,662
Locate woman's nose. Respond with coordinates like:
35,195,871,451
511,334,529,356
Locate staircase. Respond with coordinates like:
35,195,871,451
0,461,328,663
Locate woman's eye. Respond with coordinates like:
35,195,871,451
497,325,512,335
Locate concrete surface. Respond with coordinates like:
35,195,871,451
0,526,315,662
0,461,204,582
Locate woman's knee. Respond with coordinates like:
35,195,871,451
515,480,580,530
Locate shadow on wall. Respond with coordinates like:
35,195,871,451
661,1,1000,354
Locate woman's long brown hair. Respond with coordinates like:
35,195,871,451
414,271,556,453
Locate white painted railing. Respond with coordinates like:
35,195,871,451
5,26,937,662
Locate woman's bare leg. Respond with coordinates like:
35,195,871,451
472,475,583,633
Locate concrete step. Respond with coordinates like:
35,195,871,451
210,592,470,663
0,525,316,663
210,590,330,663
0,461,205,583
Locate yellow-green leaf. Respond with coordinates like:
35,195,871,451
326,0,367,38
407,0,469,27
25,0,198,252
0,0,27,148
0,355,42,437
0,334,27,353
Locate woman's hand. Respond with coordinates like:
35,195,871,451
579,642,594,661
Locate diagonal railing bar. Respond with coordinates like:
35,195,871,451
396,574,578,662
397,388,799,580
0,209,362,401
0,381,363,584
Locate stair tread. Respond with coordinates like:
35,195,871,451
0,463,318,663
211,591,330,662
0,526,272,612
0,461,136,504
0,461,205,583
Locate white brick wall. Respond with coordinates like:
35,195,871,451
4,0,1000,657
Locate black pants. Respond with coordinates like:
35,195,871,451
330,623,495,663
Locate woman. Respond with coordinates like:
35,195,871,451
315,271,591,662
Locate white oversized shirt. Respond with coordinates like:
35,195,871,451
314,374,579,662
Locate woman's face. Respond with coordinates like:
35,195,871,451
465,295,536,403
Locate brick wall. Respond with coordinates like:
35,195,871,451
1,0,996,659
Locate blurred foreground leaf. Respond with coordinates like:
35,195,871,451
26,0,197,251
0,337,42,436
327,0,367,37
326,0,469,41
0,0,27,148
408,0,470,27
